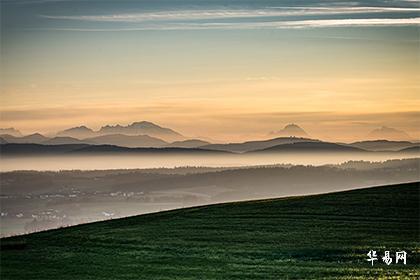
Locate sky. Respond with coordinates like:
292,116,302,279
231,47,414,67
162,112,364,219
0,0,419,142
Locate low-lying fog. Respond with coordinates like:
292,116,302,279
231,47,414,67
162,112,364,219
1,157,419,237
1,152,418,171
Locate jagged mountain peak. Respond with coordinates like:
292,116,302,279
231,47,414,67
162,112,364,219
270,124,309,137
0,128,22,137
367,126,412,141
98,121,184,142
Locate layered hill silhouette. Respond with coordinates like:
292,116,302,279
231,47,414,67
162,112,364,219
201,137,319,153
1,121,193,148
0,133,49,144
399,146,420,153
1,122,418,152
348,140,418,151
2,136,419,155
57,126,95,139
251,141,366,153
42,136,95,145
0,143,229,155
0,144,90,155
0,133,206,149
164,139,210,148
84,134,168,148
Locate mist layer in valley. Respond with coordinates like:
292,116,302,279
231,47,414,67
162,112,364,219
1,152,419,172
1,158,418,237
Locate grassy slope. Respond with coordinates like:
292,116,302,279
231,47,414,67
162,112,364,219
1,182,419,279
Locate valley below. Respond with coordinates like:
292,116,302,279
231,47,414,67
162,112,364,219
1,158,418,237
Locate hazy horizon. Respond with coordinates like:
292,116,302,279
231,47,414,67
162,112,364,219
1,0,419,142
1,118,419,143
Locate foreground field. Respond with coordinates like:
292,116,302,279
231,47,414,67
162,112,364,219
1,182,419,279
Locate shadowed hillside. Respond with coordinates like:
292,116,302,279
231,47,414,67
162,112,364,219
1,182,419,279
0,143,228,155
348,140,417,151
201,137,319,153
252,141,365,153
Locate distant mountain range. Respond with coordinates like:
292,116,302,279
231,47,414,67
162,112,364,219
84,134,168,148
0,133,210,149
1,123,417,153
0,128,22,137
269,124,309,138
57,126,96,139
98,121,184,142
0,133,49,144
366,126,412,141
56,121,185,142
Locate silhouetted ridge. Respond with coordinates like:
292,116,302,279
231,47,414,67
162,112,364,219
202,137,319,153
348,139,417,151
398,146,420,153
0,143,230,155
0,143,90,155
252,141,366,153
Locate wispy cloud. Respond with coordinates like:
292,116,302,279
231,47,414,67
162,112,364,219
32,17,420,31
278,17,420,28
39,6,420,22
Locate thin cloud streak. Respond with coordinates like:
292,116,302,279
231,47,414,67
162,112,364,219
279,17,420,27
31,18,420,31
39,6,420,22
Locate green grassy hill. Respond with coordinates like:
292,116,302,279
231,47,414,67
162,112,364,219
1,182,419,279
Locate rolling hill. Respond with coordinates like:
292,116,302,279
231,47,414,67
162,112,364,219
1,182,418,279
84,134,168,148
0,143,229,155
398,146,420,153
252,141,366,153
0,143,90,155
42,136,94,145
348,140,417,151
165,139,210,148
201,137,319,153
2,133,169,148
